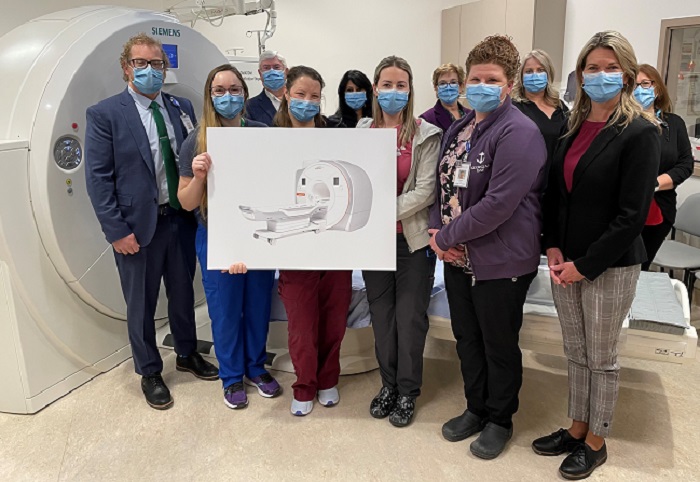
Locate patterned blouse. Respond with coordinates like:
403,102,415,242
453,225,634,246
438,121,476,272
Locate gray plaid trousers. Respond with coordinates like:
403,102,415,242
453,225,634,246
551,265,640,437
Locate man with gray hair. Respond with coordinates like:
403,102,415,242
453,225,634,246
246,50,288,126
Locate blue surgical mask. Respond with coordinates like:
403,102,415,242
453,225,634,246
633,85,655,110
263,69,286,91
377,90,409,115
437,84,460,104
289,98,320,122
212,94,245,119
466,83,503,113
523,72,548,93
345,91,367,110
582,72,624,103
132,66,163,95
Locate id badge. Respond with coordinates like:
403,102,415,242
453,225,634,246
453,162,470,188
181,113,195,134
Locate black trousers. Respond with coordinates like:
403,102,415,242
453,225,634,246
641,220,673,271
444,264,536,425
362,234,436,397
114,210,198,376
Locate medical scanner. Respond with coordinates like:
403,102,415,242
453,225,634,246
239,161,373,244
0,7,379,413
0,6,229,414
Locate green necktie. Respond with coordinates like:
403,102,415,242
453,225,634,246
149,101,181,210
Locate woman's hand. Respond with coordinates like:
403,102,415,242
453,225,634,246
227,262,248,275
549,261,584,285
546,248,565,285
428,229,445,261
192,153,212,181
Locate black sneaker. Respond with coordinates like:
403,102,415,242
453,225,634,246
532,428,586,456
559,443,607,480
176,352,219,380
388,395,416,428
141,374,173,410
442,410,487,442
369,387,398,419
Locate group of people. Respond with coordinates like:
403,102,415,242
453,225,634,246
84,28,693,480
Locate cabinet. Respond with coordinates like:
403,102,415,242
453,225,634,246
441,0,567,83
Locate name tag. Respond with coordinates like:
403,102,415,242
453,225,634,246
181,113,195,134
454,162,470,188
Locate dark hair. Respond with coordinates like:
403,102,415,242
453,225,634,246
273,65,326,128
466,34,520,81
333,70,372,127
638,63,673,115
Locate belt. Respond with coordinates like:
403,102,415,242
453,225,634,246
158,204,179,216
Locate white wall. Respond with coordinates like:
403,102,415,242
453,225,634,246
192,0,444,116
561,0,700,200
0,0,166,38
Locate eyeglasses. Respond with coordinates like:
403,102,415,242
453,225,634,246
211,86,245,97
635,80,655,89
438,80,460,87
129,58,165,70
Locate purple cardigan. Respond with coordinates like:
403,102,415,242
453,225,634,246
428,96,547,280
420,100,467,132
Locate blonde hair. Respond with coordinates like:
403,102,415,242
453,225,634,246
119,33,169,82
196,64,250,219
432,63,466,87
512,49,562,108
567,31,653,135
372,56,416,147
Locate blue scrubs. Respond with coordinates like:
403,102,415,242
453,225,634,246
195,224,275,389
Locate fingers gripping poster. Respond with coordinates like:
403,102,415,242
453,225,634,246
205,127,397,270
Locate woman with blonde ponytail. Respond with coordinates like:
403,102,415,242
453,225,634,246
535,31,660,479
177,64,281,411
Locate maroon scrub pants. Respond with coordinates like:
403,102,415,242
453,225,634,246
278,270,352,401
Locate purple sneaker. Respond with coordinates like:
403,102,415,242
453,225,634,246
244,373,282,398
223,382,248,409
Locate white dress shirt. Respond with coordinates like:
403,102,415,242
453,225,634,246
128,86,178,204
265,89,282,111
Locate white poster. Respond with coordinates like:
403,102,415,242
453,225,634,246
206,128,397,270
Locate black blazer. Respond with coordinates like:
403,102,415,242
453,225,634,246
653,112,694,224
543,116,660,280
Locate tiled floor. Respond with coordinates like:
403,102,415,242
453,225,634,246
1,330,699,481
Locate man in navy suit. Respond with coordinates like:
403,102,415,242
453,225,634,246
85,34,218,410
245,51,288,126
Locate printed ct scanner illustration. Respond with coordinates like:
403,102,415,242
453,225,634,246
239,161,373,245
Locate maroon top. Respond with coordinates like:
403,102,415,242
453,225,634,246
564,121,606,192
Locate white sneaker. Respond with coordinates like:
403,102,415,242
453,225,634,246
291,398,313,416
317,386,340,407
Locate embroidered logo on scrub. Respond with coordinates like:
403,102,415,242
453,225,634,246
473,151,491,173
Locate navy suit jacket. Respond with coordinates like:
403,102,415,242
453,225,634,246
245,90,277,126
85,88,197,246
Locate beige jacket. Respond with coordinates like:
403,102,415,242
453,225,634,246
357,118,442,252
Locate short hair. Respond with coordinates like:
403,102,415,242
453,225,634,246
119,33,169,82
259,50,287,69
465,35,520,82
638,63,673,114
432,63,466,87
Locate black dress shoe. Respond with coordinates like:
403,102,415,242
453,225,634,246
532,428,586,456
388,395,416,427
176,352,219,380
559,443,607,480
469,422,513,460
442,410,487,442
141,374,173,410
369,386,398,419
